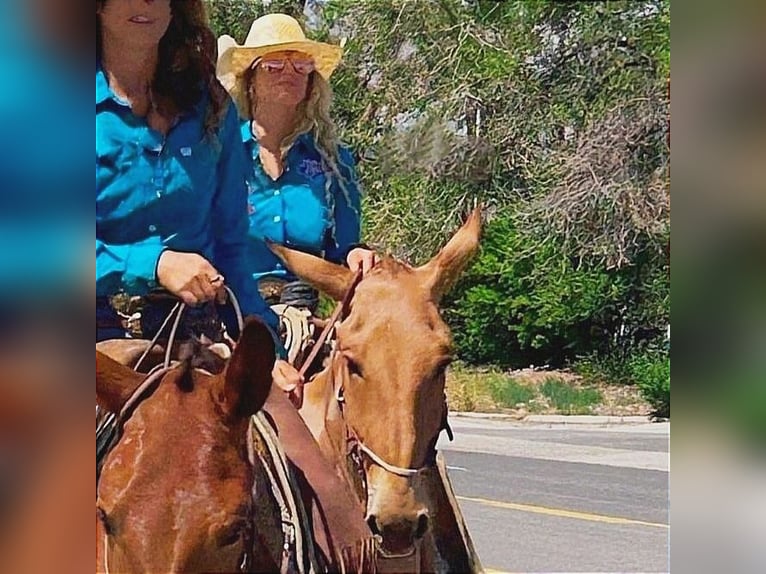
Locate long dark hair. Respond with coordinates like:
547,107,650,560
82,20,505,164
96,0,228,134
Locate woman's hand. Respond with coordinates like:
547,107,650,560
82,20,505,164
346,248,378,276
156,250,226,306
272,359,304,409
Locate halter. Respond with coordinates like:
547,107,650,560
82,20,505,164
331,353,450,479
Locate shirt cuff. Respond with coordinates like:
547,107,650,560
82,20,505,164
123,240,165,293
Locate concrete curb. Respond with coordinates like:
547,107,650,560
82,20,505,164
450,412,656,425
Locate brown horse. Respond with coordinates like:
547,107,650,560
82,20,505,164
271,209,484,572
96,318,277,574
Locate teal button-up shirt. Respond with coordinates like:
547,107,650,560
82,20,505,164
96,67,277,331
242,123,361,285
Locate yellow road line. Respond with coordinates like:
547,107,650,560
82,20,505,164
457,495,669,529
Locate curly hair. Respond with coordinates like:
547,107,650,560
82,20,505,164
96,0,228,135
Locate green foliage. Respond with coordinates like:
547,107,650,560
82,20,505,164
487,375,536,408
540,378,602,415
574,351,635,387
446,214,637,367
575,344,669,417
627,348,670,418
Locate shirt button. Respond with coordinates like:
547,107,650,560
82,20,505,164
273,189,280,196
148,224,157,232
156,190,163,198
273,216,281,223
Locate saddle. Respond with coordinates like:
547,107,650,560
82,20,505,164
254,390,376,574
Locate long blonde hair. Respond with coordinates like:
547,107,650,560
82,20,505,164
245,67,359,221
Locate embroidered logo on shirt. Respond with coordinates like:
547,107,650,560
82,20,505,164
298,158,324,179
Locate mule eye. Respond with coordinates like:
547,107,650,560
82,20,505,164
346,358,363,379
218,520,245,546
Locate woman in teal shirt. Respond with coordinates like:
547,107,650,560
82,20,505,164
217,14,377,310
96,0,307,468
96,0,276,341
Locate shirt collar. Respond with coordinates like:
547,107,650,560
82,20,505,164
241,121,316,154
96,65,112,105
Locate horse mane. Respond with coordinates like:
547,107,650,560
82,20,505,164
377,256,414,277
174,338,229,392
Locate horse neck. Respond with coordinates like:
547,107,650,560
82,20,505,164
299,362,364,494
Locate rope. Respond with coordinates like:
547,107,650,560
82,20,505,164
133,301,181,371
355,442,423,478
297,269,362,379
252,412,320,574
132,286,244,372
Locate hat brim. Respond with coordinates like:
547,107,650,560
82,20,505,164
218,40,342,81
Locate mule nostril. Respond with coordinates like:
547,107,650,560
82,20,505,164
414,511,429,540
366,514,381,536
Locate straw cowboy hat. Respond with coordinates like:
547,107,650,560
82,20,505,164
217,14,342,119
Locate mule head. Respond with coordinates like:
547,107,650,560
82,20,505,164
96,318,274,573
271,207,482,554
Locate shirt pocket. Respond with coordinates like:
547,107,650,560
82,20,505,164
164,139,219,212
282,180,331,251
96,138,147,218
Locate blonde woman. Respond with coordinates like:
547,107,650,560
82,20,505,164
218,14,377,314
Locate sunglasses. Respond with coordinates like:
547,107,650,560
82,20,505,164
258,57,315,75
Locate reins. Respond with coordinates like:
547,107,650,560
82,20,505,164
295,269,363,379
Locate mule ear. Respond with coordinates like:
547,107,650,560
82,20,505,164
268,241,354,301
418,206,483,302
96,350,145,414
223,317,275,416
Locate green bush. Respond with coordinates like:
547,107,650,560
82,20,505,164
447,215,632,368
574,351,635,386
628,348,670,418
540,378,602,414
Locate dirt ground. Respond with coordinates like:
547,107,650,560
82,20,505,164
510,368,650,416
446,367,653,417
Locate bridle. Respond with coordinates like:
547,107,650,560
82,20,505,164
328,339,452,567
298,267,454,495
100,288,255,573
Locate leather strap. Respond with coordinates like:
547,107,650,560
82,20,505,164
262,389,373,571
296,268,362,379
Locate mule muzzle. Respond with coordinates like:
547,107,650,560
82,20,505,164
366,509,429,556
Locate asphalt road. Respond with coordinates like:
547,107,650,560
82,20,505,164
437,417,669,573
